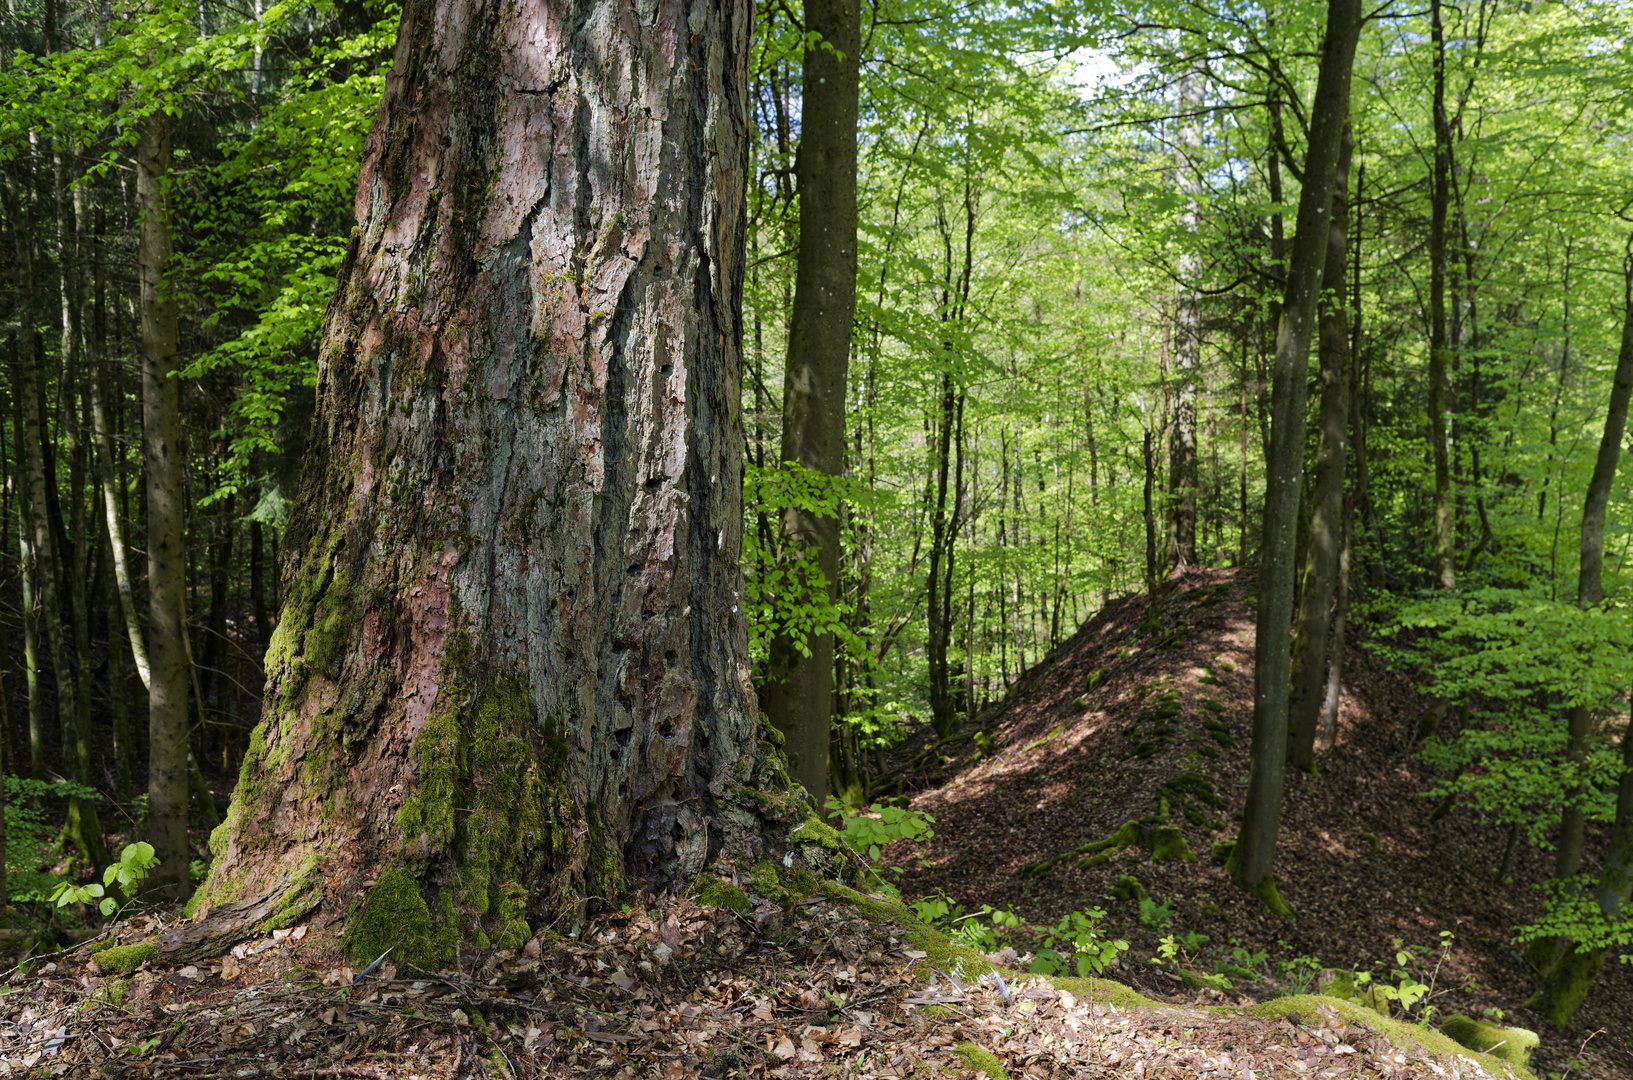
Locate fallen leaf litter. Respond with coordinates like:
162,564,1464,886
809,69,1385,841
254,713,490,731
0,890,1521,1078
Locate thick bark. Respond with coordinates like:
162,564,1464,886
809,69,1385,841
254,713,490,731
760,0,860,807
1427,0,1456,590
1226,0,1361,910
137,108,191,900
1168,69,1203,569
1287,124,1353,771
198,0,825,958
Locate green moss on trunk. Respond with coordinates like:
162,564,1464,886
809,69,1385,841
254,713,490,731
350,863,440,970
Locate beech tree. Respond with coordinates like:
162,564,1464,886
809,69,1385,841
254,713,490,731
760,0,861,808
189,0,825,961
1225,0,1361,913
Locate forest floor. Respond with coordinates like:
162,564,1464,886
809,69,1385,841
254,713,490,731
0,862,1538,1080
0,569,1624,1079
882,567,1633,1080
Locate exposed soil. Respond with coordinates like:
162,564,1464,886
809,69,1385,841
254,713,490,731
886,567,1633,1080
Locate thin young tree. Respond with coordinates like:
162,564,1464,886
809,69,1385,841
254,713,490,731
1226,0,1362,914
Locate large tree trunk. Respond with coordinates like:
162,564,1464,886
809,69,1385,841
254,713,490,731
760,0,860,808
1527,237,1633,1027
1287,123,1353,771
1226,0,1361,914
196,0,825,963
137,108,191,900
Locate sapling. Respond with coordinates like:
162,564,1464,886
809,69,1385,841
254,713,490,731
51,842,160,918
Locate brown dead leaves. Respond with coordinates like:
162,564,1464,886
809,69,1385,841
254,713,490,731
0,896,1518,1080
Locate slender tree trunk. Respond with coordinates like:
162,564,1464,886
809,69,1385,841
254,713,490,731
91,369,151,687
1142,427,1158,598
1227,0,1361,912
1287,124,1353,770
1168,70,1203,569
137,108,191,899
250,521,272,648
760,0,860,810
1427,0,1456,589
1527,238,1633,1018
1238,333,1249,564
194,0,807,961
2,172,47,781
23,281,106,867
1529,706,1633,1030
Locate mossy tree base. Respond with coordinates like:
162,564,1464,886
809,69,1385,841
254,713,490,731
1524,945,1608,1031
1020,817,1196,879
1223,847,1295,919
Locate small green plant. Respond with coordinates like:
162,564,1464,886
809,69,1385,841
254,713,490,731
1356,933,1453,1018
910,893,1020,952
1213,939,1267,979
1029,907,1129,979
1274,953,1323,996
1137,897,1175,930
1151,930,1209,967
826,797,935,862
52,842,160,918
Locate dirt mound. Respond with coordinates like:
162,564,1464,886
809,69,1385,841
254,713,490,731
889,568,1633,1080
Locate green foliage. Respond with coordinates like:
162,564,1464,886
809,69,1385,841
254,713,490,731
5,777,97,904
53,842,160,918
1272,953,1323,997
825,798,935,863
1350,933,1457,1021
175,4,398,502
909,893,1021,952
1028,907,1129,980
1511,880,1633,961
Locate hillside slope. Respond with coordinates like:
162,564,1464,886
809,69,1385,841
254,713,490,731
889,568,1633,1080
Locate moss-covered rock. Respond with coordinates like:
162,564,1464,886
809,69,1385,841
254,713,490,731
789,814,845,854
691,874,753,913
349,864,440,971
1111,875,1148,902
95,943,156,973
1242,996,1533,1080
955,1042,1009,1079
1439,1015,1538,1069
